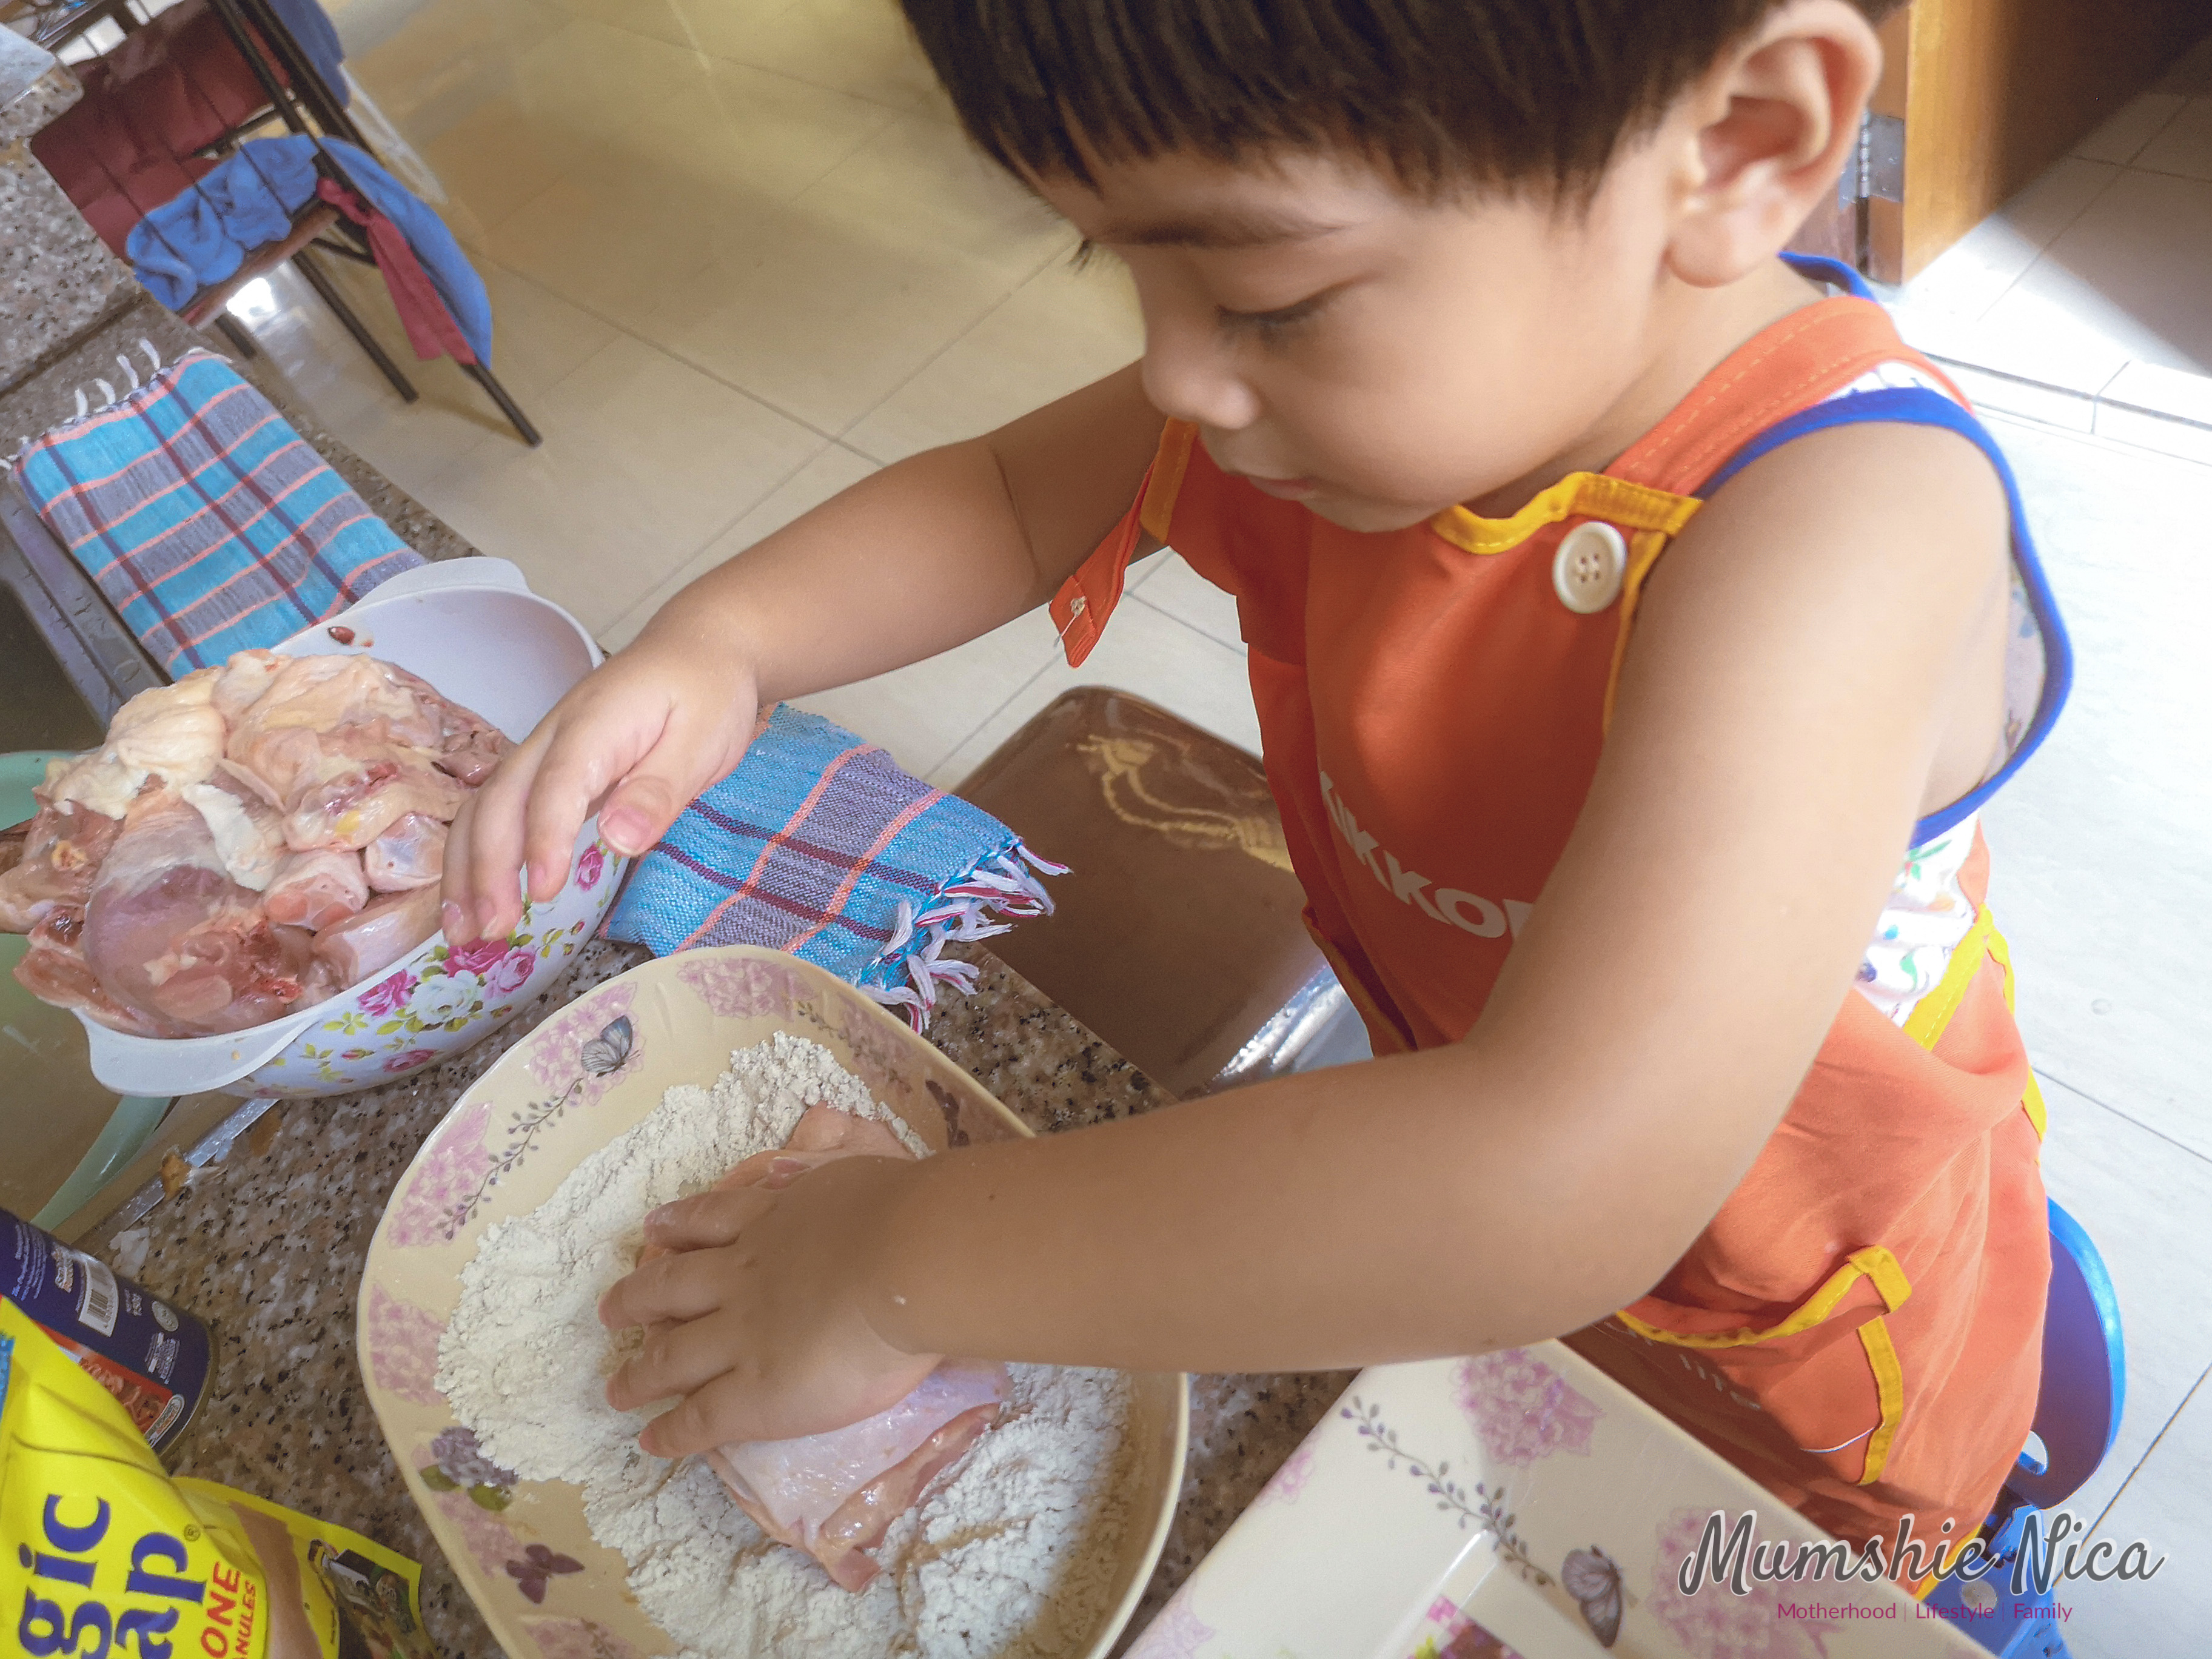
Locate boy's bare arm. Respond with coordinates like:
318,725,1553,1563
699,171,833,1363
443,364,1162,942
599,419,2014,1454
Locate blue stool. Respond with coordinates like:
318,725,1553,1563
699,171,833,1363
1922,1199,2125,1657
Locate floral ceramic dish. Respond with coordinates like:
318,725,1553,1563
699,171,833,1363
1124,1345,1987,1659
358,945,1189,1659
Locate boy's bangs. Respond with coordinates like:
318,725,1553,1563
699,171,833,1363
900,0,1898,194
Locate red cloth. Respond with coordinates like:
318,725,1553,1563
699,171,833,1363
313,176,476,366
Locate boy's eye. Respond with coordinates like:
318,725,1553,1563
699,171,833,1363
1218,290,1333,338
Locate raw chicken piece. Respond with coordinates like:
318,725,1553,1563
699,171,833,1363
209,648,285,724
265,848,370,930
644,1103,1006,1592
44,670,226,820
81,789,314,1036
363,814,447,891
0,800,122,932
309,883,442,990
181,777,286,891
383,662,512,785
223,655,481,850
11,907,159,1036
286,760,466,853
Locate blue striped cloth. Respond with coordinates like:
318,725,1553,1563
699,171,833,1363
12,349,419,677
605,705,1059,1025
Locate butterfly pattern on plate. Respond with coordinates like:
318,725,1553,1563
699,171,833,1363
1563,1545,1624,1648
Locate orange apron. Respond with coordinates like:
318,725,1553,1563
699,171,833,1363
1055,292,2052,1563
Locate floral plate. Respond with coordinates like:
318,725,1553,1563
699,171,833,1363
358,945,1189,1659
1124,1346,1989,1659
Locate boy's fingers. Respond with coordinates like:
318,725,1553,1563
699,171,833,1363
597,1241,737,1333
641,1185,776,1253
635,1374,743,1459
446,736,545,943
521,737,619,904
604,1307,740,1415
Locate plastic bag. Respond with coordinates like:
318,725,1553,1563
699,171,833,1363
2,1299,437,1658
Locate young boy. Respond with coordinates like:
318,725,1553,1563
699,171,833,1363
443,0,2066,1570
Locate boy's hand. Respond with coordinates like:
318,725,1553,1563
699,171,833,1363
597,1153,936,1455
442,634,760,945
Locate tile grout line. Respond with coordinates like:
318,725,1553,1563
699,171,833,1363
2082,1360,2212,1543
1951,153,2127,329
833,236,1087,458
2034,1065,2212,1165
476,255,845,445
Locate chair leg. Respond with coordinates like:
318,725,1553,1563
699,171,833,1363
292,247,418,404
210,312,260,360
464,361,543,447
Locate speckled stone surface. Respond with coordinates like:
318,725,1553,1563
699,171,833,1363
79,944,1346,1657
1,51,139,394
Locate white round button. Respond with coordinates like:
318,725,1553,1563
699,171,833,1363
1552,521,1627,614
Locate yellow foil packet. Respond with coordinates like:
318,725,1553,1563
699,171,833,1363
2,1299,437,1659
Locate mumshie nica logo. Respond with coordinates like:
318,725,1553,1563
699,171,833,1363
1675,1509,2165,1601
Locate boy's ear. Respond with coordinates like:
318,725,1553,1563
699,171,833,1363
1663,0,1882,288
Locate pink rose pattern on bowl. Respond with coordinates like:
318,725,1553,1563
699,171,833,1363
250,837,623,1097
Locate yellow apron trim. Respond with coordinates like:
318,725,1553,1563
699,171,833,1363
1617,1245,1912,1350
1141,420,1198,545
1855,1315,1906,1485
1429,471,1701,556
1602,525,1684,729
2020,1070,2048,1139
1900,905,1998,1053
1897,905,2046,1139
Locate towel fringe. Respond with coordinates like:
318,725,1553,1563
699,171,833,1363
857,841,1059,1029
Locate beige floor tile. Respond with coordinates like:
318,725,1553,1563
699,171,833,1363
2071,90,2185,164
642,116,1071,431
712,0,943,112
2068,1365,2212,1655
411,96,597,236
418,333,829,632
1128,554,1244,655
235,258,606,499
1980,415,2212,1160
2134,93,2212,181
600,441,880,649
491,60,894,330
793,609,1064,780
927,597,1259,788
843,254,1142,461
1993,168,2212,376
1889,158,2118,329
546,0,793,57
2033,1072,2212,1534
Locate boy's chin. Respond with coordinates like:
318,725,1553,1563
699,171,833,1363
1302,492,1452,535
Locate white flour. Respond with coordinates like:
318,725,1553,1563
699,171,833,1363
436,1033,1136,1658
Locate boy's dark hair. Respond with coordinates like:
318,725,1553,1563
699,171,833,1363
900,0,1902,196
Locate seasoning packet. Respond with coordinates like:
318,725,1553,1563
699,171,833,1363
2,1299,438,1659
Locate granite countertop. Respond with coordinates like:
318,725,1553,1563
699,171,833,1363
81,943,1350,1658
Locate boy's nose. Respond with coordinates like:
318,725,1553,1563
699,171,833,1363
1139,317,1261,434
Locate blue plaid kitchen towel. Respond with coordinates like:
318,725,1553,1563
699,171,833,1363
606,705,1062,1026
11,348,420,675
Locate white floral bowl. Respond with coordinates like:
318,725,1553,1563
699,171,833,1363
359,945,1188,1659
74,558,625,1100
